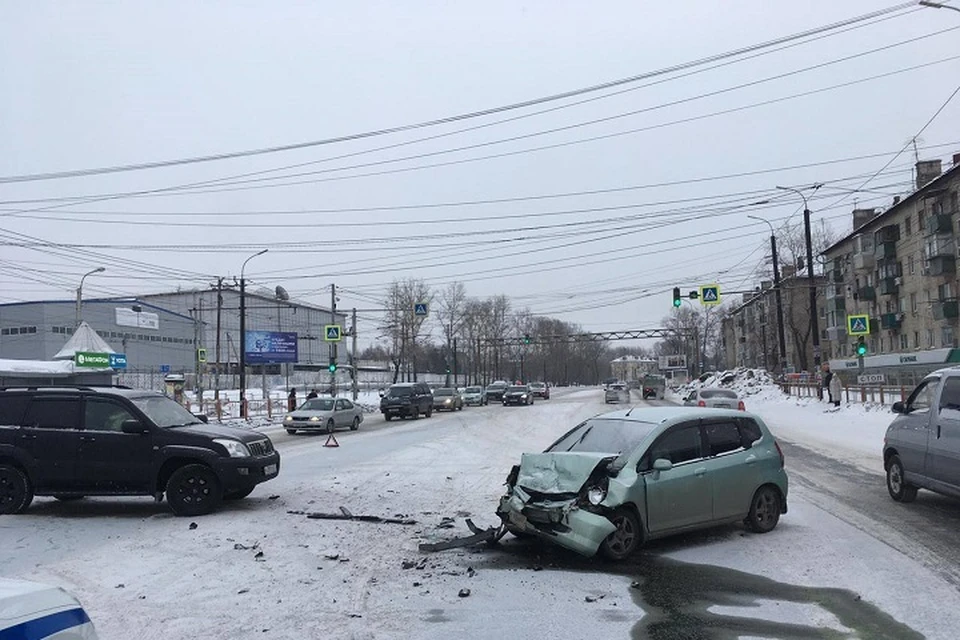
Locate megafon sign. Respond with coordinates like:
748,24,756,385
75,351,111,368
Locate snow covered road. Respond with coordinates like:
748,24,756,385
5,387,960,639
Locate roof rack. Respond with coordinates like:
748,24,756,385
0,384,133,392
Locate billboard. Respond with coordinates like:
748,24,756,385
658,354,687,370
244,331,298,364
115,307,159,330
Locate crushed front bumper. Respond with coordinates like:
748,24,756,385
496,487,616,557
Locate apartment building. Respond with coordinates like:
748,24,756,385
821,157,960,360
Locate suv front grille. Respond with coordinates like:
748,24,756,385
248,439,274,456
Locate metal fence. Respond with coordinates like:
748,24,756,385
779,382,908,405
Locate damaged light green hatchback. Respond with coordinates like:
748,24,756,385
496,407,788,560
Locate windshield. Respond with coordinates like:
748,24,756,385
487,383,507,390
387,387,413,397
435,388,454,396
546,418,657,455
529,382,545,388
700,389,738,399
507,386,528,392
465,387,481,393
301,398,335,411
131,395,203,428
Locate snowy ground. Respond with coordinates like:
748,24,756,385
5,386,960,639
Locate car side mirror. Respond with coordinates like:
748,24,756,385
892,401,905,414
193,413,209,424
121,419,147,434
653,458,673,471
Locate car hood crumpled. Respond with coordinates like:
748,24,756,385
517,452,615,494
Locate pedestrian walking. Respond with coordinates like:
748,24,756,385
821,363,834,404
829,370,842,408
287,388,297,412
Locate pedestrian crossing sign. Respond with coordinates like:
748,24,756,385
847,314,870,336
414,302,429,317
699,284,721,306
324,324,342,342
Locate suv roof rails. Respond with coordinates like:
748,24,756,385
0,384,133,392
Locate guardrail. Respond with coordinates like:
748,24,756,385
778,382,907,405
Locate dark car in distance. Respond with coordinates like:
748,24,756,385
0,386,280,517
503,385,534,406
380,382,433,421
486,381,510,402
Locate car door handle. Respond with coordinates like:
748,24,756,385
694,467,707,477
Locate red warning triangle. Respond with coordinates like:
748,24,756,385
324,434,340,448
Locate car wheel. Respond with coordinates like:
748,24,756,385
0,465,33,515
285,428,297,435
351,416,360,431
886,455,918,503
457,404,463,411
166,464,223,517
410,406,419,420
426,407,433,418
600,508,642,560
745,485,782,533
223,487,255,500
384,414,393,421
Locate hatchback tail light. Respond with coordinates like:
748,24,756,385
738,400,745,411
774,440,785,468
697,400,706,407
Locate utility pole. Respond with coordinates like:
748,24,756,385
214,278,223,404
330,284,338,397
453,337,458,388
778,185,821,370
351,307,358,401
239,249,268,418
748,215,788,374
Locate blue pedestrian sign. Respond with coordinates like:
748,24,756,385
324,324,342,342
414,302,429,317
699,284,721,306
847,314,870,336
109,353,128,369
160,364,171,373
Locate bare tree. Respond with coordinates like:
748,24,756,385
379,279,432,383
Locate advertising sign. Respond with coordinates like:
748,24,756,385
658,354,687,370
115,307,160,330
245,331,298,364
75,351,111,368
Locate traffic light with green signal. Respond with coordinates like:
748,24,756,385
328,359,337,373
672,287,682,308
856,337,867,357
522,334,531,345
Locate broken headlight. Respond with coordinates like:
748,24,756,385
587,486,607,506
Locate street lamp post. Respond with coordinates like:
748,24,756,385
919,1,960,13
748,216,788,374
239,249,268,418
776,185,821,371
75,267,106,327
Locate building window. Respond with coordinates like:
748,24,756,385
914,331,920,348
944,326,956,348
928,329,936,348
905,216,912,235
908,255,915,275
900,334,908,350
898,297,906,313
911,293,918,314
938,282,954,301
918,211,925,232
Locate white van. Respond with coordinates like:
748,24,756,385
0,578,99,639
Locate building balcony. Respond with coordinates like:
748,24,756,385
853,252,875,270
875,242,897,259
875,224,900,244
825,297,846,313
928,256,957,276
830,269,844,283
926,214,954,236
857,286,876,302
825,326,847,342
880,313,903,331
933,301,959,321
878,277,899,296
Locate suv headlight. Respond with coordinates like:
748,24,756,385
214,438,251,458
309,416,321,422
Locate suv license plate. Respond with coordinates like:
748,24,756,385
264,464,278,476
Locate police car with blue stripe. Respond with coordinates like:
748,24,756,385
0,579,99,639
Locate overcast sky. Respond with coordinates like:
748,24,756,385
2,1,958,348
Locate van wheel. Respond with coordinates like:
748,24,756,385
600,508,641,560
886,455,918,503
745,485,781,533
0,465,33,514
166,464,222,517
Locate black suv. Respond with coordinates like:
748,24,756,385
379,383,433,421
0,386,280,516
